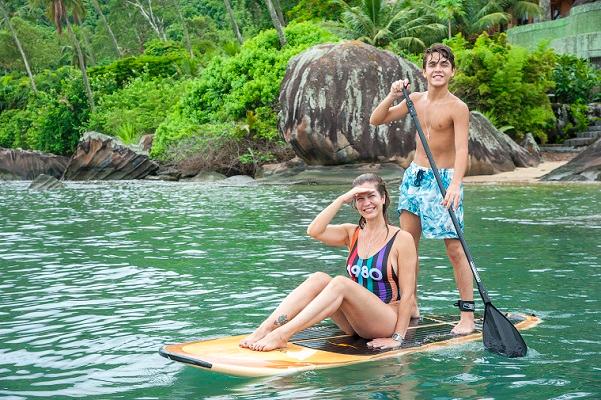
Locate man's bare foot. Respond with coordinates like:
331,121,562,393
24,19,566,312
239,326,271,348
451,313,475,335
249,330,288,352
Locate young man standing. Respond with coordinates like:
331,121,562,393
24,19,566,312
370,44,474,334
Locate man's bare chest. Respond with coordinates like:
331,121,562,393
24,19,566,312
414,103,454,132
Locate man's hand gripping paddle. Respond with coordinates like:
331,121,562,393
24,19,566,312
401,80,528,357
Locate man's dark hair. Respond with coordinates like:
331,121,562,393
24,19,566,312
422,44,455,69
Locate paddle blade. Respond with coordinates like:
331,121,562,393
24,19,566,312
482,304,528,357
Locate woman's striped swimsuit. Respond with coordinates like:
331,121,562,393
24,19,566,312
346,227,401,303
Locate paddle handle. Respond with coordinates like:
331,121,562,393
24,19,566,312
401,85,491,304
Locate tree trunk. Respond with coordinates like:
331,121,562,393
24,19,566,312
127,0,167,41
272,0,286,27
265,0,286,47
173,0,193,58
90,0,122,56
448,20,451,39
81,28,97,66
0,2,37,92
66,19,95,111
223,0,243,44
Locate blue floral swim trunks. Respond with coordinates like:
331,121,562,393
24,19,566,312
397,162,464,239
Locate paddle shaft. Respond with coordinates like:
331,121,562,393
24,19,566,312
401,86,491,304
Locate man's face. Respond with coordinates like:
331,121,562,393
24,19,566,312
422,52,455,87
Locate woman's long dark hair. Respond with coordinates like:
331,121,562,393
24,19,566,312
352,173,391,233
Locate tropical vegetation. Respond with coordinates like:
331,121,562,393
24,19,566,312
0,0,598,173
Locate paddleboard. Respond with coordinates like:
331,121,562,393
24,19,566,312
159,313,540,377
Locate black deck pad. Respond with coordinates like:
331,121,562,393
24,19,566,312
290,314,525,356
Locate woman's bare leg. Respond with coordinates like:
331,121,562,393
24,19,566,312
240,272,332,347
250,276,398,351
401,211,421,318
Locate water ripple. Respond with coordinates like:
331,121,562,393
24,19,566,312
0,181,600,398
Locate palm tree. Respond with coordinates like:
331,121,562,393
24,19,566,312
435,0,465,39
457,0,541,38
336,0,445,52
172,0,193,58
223,0,243,44
265,0,286,47
504,0,541,27
31,0,95,110
0,1,37,92
90,0,122,57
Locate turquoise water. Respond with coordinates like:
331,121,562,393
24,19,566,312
0,181,600,399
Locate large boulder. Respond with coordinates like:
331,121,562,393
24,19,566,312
63,132,159,180
279,41,425,166
0,148,69,180
468,112,540,175
279,41,538,175
542,137,601,181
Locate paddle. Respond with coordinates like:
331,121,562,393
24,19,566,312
401,82,528,357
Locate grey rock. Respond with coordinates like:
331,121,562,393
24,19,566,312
219,175,257,186
139,134,154,152
186,171,227,182
157,166,182,181
63,132,159,180
542,137,601,181
520,132,542,159
279,41,424,166
255,157,307,179
468,112,539,175
0,148,69,180
28,174,65,190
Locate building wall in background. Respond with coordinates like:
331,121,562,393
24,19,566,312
507,2,601,66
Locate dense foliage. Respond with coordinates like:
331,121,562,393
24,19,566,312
552,54,600,104
151,21,338,172
448,33,556,142
0,0,599,175
87,76,189,144
0,67,88,155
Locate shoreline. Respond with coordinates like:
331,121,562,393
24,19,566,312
464,160,568,184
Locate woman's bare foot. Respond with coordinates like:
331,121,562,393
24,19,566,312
249,330,289,352
451,314,475,335
239,325,272,348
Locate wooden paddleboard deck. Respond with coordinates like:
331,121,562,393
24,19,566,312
159,313,540,377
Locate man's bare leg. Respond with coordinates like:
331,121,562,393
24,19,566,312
444,239,475,334
400,211,422,318
240,272,332,348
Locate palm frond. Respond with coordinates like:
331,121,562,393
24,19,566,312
510,0,542,19
475,12,510,30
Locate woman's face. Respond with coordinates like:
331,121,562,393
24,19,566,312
353,182,385,220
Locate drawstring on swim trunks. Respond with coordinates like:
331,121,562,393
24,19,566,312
414,169,425,187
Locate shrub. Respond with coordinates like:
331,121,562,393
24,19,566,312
89,51,197,93
151,21,339,162
0,67,89,155
26,74,90,155
552,54,601,104
87,76,188,143
447,33,556,142
0,108,33,148
0,73,31,112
